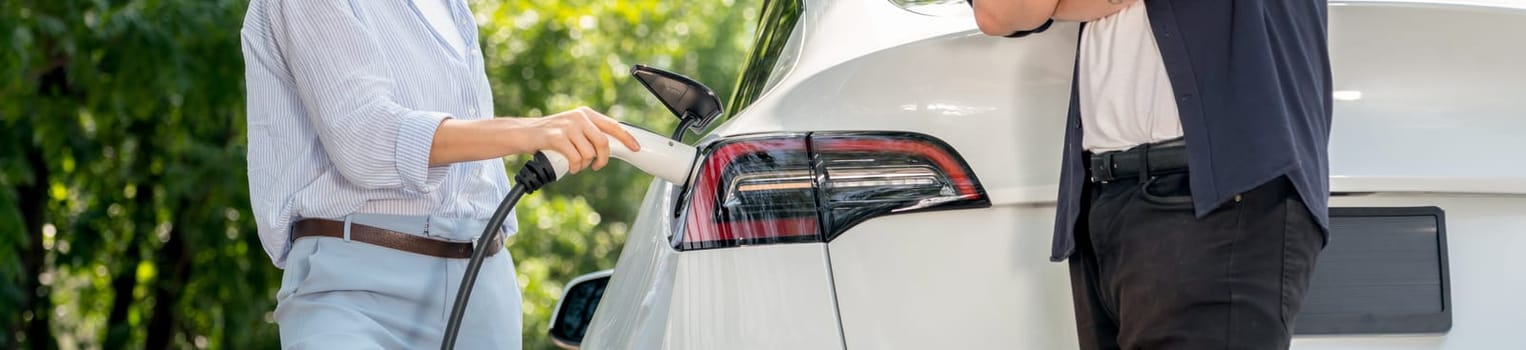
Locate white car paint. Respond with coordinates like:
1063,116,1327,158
584,184,844,350
575,0,1526,348
664,245,843,349
582,181,680,349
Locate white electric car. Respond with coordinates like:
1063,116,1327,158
550,0,1526,348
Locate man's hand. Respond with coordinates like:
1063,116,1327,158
427,107,641,174
971,0,1061,36
1052,0,1138,22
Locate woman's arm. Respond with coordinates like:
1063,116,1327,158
428,107,640,174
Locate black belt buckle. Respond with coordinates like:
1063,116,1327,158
1094,152,1116,183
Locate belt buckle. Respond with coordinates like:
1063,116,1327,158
1092,152,1117,183
1098,151,1123,181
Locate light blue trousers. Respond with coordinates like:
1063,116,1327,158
275,214,522,349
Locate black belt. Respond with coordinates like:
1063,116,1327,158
1088,138,1189,183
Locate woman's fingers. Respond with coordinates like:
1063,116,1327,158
551,135,584,174
536,106,643,175
566,125,596,174
575,109,612,170
587,110,641,152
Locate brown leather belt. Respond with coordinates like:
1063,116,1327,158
292,219,502,259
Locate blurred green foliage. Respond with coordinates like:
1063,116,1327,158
0,0,758,348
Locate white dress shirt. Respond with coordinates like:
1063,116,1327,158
1078,0,1184,153
241,0,510,267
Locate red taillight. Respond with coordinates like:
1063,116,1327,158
676,132,989,250
680,136,819,250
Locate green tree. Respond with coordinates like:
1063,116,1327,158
3,0,276,348
1,0,758,349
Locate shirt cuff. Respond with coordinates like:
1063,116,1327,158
396,110,451,193
1007,19,1054,38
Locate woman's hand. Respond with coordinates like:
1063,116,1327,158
518,107,642,174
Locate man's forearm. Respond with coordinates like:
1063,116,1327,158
1052,0,1138,22
972,0,1060,36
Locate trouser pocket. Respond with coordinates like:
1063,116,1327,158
1279,195,1323,330
1136,173,1194,207
276,238,322,303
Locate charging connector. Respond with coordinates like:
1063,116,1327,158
440,124,697,349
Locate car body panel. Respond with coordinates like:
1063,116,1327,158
583,181,845,350
582,181,681,350
576,0,1526,348
663,245,843,349
1325,3,1526,180
828,206,1076,349
1293,194,1526,349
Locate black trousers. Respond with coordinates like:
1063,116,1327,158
1069,173,1324,349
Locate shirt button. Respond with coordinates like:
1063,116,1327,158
467,107,478,116
472,166,482,177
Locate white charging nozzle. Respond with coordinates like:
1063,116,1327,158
538,124,697,186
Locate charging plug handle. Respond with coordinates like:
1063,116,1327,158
442,123,698,349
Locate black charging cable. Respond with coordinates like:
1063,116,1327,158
441,152,561,350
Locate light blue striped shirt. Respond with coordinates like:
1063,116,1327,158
241,0,514,267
